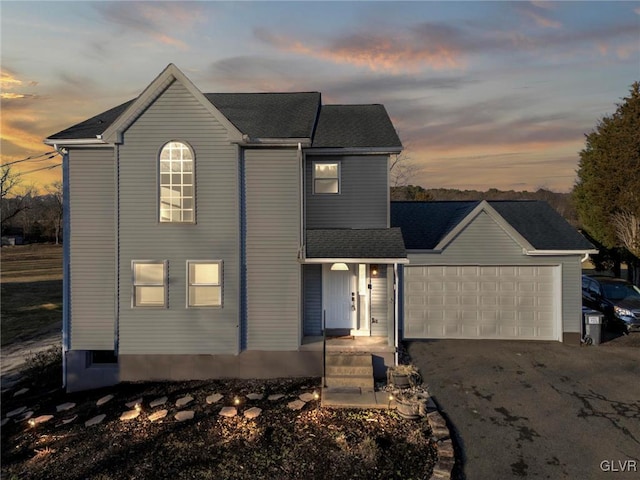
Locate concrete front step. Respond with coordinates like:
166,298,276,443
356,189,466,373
325,353,372,366
321,388,396,409
324,353,374,389
326,365,373,376
323,375,374,389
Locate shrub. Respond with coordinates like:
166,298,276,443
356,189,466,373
23,345,62,387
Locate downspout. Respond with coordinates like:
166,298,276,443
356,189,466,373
114,145,120,357
298,143,304,249
581,253,591,263
394,263,399,366
55,144,70,389
298,143,304,344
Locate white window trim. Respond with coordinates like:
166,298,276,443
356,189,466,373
186,260,223,308
132,260,168,308
158,140,196,224
313,160,341,195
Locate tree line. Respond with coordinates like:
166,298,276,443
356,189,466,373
1,165,63,244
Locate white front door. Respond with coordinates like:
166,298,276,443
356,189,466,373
323,264,356,329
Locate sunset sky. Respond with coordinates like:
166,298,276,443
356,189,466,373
1,1,638,192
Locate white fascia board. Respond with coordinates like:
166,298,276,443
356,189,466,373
101,63,244,144
44,138,109,146
435,200,535,251
302,257,410,264
525,249,599,256
306,147,403,155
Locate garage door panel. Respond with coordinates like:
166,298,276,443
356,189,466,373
404,265,559,341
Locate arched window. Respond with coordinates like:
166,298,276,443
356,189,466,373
159,141,194,223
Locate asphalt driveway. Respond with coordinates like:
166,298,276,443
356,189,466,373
407,338,640,479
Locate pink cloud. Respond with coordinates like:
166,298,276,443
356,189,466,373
524,10,562,29
255,29,465,73
95,2,206,50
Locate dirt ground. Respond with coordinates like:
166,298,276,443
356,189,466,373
1,376,437,480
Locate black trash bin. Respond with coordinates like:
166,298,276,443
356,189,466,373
582,307,604,345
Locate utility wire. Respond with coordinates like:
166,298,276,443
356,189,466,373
1,151,59,167
18,163,62,176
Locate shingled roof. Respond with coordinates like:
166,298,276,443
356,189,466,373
391,201,595,252
205,92,320,139
306,228,407,260
48,100,135,140
47,90,400,150
311,105,402,149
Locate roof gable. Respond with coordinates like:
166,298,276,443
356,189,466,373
435,201,534,251
101,64,243,144
391,200,596,253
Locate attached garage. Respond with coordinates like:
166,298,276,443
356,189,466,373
391,200,597,344
404,265,561,340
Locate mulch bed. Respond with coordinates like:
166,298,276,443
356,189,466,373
1,377,438,480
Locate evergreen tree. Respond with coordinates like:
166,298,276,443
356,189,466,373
573,83,640,259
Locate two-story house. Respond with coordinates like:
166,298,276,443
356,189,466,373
46,64,596,392
45,64,407,392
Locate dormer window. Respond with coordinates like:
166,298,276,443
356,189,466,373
159,141,194,222
313,161,340,194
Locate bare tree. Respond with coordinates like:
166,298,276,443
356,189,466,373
45,181,63,244
612,210,640,258
389,152,421,188
1,165,33,230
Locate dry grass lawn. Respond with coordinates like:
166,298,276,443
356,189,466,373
1,244,62,345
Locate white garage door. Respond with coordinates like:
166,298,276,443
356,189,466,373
404,265,560,340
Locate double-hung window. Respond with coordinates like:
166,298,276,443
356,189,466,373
187,261,222,307
313,161,340,194
132,261,167,307
159,141,194,222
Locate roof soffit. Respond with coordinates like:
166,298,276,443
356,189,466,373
434,200,535,252
101,64,243,144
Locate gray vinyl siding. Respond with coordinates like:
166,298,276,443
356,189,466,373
245,148,301,350
117,79,240,354
370,265,388,336
68,148,116,350
303,264,322,336
405,211,584,333
305,155,389,228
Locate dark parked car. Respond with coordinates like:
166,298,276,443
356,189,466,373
582,275,640,333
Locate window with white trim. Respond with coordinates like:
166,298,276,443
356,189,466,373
132,261,167,307
187,261,222,307
313,161,340,194
159,141,194,222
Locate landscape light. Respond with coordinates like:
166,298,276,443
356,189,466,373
135,403,142,412
28,419,36,427
234,397,240,406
